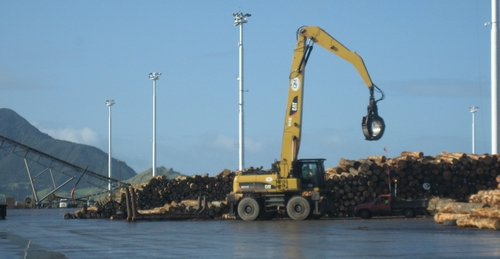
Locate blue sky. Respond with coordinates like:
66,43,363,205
0,1,494,176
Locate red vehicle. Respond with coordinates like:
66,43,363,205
354,194,428,219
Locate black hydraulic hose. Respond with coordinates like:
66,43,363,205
296,43,314,74
373,84,385,103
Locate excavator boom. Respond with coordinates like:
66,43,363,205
301,26,374,87
279,26,385,178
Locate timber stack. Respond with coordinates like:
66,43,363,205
65,169,236,220
65,151,500,221
433,174,500,230
134,169,234,210
323,151,500,217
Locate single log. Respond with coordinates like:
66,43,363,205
400,151,423,159
438,202,488,214
348,167,359,176
339,158,359,167
366,155,386,163
434,213,469,224
396,159,408,170
457,215,500,230
471,208,500,219
440,152,466,159
358,161,372,173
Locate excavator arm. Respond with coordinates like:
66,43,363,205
279,26,385,178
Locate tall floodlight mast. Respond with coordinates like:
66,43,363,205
470,106,479,154
149,72,161,177
488,0,499,154
233,11,251,171
106,99,115,195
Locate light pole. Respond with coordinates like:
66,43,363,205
470,106,479,154
149,72,161,177
487,0,499,154
106,99,115,194
233,11,250,171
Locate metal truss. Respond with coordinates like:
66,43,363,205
0,135,129,206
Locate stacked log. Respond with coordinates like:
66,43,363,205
134,169,235,210
469,190,500,207
324,151,500,217
65,151,500,221
456,215,500,230
64,194,127,219
433,171,500,230
65,169,236,220
434,212,468,223
432,200,487,224
455,182,500,230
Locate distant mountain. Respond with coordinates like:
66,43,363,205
0,108,137,200
125,166,184,185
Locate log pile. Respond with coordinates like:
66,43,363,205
66,151,500,221
469,189,500,207
64,195,127,220
133,169,235,210
65,169,237,220
432,199,488,224
323,152,500,217
433,172,500,230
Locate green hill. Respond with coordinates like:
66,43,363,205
0,108,137,200
125,166,184,185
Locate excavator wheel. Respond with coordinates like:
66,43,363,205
237,197,260,221
286,196,310,221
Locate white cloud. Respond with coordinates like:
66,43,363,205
210,134,236,150
40,126,101,146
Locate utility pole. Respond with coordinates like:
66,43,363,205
487,0,499,154
470,106,479,154
149,72,161,177
233,11,251,171
106,99,115,194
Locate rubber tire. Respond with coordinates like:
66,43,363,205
287,196,310,221
237,197,260,221
404,209,415,218
359,209,372,219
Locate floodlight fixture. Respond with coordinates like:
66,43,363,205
233,12,251,26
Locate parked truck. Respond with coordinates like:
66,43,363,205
354,193,429,219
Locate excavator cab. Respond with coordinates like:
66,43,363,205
293,159,326,190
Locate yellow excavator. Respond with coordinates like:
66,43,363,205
227,26,385,221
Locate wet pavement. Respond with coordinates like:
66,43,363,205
1,208,499,258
